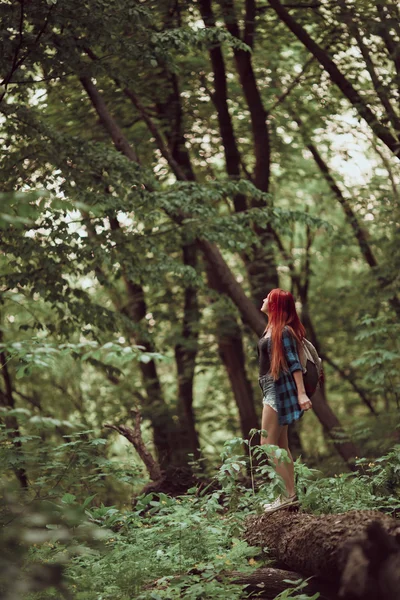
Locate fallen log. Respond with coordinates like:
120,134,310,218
227,566,337,599
244,509,400,600
145,566,337,599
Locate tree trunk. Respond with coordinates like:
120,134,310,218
310,388,359,468
174,242,202,462
321,353,377,417
120,278,182,466
163,78,202,462
221,0,279,304
204,259,260,440
300,292,359,467
244,509,400,600
0,347,29,489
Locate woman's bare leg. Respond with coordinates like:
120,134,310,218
277,426,295,497
261,405,294,496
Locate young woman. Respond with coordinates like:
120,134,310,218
257,288,312,513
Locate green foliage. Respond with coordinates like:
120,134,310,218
1,0,400,597
274,578,320,600
0,338,170,380
352,314,400,404
0,416,145,501
295,447,400,515
1,424,400,599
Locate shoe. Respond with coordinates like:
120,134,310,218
262,496,283,511
263,494,299,514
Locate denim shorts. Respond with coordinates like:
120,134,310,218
258,373,277,412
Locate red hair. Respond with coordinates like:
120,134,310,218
263,288,305,379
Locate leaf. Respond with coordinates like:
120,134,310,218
61,493,76,504
91,438,107,446
82,494,97,508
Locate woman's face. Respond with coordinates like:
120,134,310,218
261,293,270,315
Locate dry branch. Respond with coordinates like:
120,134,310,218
104,411,162,481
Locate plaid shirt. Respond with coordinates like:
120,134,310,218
258,326,304,426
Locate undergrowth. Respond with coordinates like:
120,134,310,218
1,420,400,600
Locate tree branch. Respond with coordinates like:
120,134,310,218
338,1,400,133
80,76,140,163
320,353,378,416
244,0,257,48
82,46,188,181
266,0,400,158
104,411,162,481
267,55,315,112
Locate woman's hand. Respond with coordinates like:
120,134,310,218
298,392,312,411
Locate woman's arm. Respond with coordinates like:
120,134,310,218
292,370,312,411
282,328,312,411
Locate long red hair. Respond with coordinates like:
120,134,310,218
263,288,305,380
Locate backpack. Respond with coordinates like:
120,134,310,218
298,338,324,398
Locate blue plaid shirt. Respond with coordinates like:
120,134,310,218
258,326,304,426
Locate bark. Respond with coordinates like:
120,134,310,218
196,238,266,334
79,74,265,330
222,1,271,194
83,46,188,181
80,76,139,162
370,138,399,202
114,71,203,461
288,421,304,460
81,78,201,467
268,55,315,112
160,78,202,461
266,0,400,158
219,331,260,439
83,68,258,459
155,72,196,182
121,86,187,180
243,1,257,49
299,121,378,270
310,388,359,467
244,509,400,600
